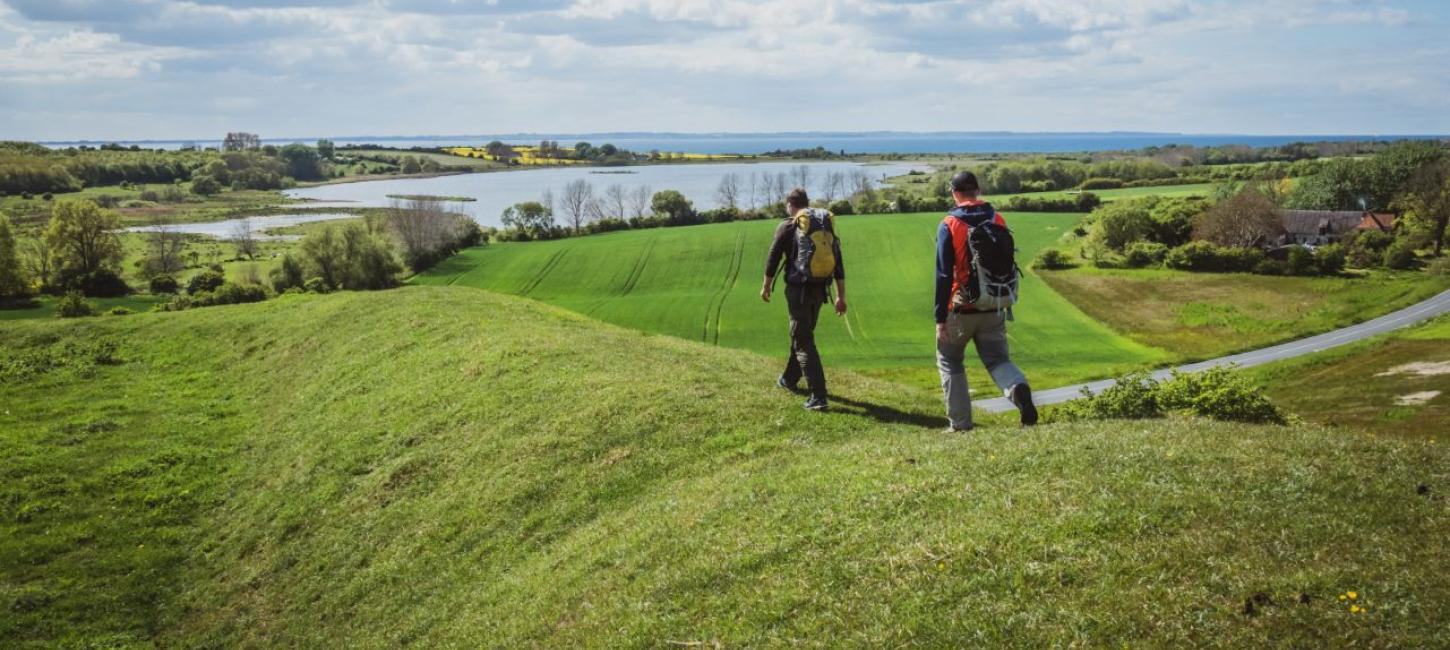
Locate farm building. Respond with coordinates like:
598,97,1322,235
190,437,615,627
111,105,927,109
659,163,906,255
1276,210,1395,245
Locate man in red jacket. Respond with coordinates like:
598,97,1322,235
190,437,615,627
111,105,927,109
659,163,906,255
935,171,1036,431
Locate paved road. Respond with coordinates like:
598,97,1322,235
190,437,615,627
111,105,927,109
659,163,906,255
974,288,1450,414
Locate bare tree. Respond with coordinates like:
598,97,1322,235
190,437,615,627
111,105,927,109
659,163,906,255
715,173,742,210
540,188,555,216
559,179,596,232
231,217,258,261
790,164,813,194
604,183,629,220
223,132,261,151
386,197,476,269
765,172,789,205
850,169,875,204
1193,183,1283,248
628,185,652,220
143,217,186,277
746,172,759,210
821,171,845,204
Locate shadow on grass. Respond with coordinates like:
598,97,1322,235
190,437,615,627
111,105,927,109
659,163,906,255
829,394,943,429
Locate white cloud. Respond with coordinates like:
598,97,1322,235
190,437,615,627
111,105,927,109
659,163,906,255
0,0,1445,139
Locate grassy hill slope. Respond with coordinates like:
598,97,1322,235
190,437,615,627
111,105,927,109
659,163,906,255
414,212,1168,391
2,287,1447,647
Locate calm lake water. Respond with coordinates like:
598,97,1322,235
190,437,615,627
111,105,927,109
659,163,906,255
285,161,925,228
125,213,357,241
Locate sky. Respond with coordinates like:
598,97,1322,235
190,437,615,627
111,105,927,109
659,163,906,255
0,0,1447,141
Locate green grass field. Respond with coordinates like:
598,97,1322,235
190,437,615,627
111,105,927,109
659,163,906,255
1041,267,1450,360
990,182,1216,204
1254,315,1450,440
2,287,1446,647
414,212,1169,392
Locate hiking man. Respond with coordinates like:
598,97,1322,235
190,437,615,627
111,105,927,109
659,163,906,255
935,171,1037,430
761,187,846,411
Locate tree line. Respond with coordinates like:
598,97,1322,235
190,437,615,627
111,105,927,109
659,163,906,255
496,165,879,241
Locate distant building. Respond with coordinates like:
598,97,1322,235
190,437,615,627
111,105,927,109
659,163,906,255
1276,210,1395,246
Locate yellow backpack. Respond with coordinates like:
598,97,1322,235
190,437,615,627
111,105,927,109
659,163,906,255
792,208,837,282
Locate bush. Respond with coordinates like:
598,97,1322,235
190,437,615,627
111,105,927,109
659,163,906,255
1057,372,1162,421
1031,247,1072,270
1315,243,1346,275
1428,256,1450,277
54,268,132,297
55,291,97,318
163,282,269,311
303,277,331,294
190,174,222,196
106,306,134,316
828,199,854,215
1164,241,1261,273
1253,259,1287,276
42,192,53,201
1157,367,1287,424
186,269,225,295
1057,366,1286,424
1285,246,1318,276
138,190,160,202
148,274,179,294
1383,242,1416,270
1124,241,1168,268
1164,241,1224,271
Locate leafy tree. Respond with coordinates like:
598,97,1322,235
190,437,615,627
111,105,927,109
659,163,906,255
599,143,618,156
279,144,324,181
317,139,335,160
0,214,30,298
501,201,555,238
1395,158,1450,255
651,189,694,222
1087,200,1153,252
399,156,422,175
45,199,123,281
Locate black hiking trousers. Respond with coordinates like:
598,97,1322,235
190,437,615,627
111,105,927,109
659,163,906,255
782,282,828,399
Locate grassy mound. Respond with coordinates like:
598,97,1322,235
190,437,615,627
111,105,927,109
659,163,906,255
414,212,1167,391
2,287,1446,647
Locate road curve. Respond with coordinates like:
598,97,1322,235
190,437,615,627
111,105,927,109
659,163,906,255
973,288,1450,414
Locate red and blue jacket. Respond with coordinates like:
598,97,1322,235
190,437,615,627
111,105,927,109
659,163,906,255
935,200,1006,323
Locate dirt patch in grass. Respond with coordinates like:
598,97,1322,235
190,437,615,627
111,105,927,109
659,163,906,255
1377,361,1450,377
1394,391,1441,406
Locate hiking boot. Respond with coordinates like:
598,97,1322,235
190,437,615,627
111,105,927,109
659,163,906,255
777,376,800,392
802,396,829,411
943,425,973,434
1010,383,1038,426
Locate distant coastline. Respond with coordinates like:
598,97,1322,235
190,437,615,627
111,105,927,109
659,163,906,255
31,131,1449,156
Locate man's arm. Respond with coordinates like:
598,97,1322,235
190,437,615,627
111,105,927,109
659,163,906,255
760,222,791,302
832,234,846,314
934,221,954,324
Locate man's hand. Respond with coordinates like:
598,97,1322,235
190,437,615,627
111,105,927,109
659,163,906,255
936,322,949,343
760,278,772,303
834,296,847,316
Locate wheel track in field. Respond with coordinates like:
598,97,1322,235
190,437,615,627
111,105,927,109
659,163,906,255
618,236,656,297
701,230,746,345
518,249,568,297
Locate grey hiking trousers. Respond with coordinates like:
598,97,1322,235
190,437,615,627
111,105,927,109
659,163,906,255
937,310,1028,429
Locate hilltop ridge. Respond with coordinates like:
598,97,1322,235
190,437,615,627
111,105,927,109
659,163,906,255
1,286,1446,647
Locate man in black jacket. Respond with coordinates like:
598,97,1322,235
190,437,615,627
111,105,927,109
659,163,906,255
761,187,846,411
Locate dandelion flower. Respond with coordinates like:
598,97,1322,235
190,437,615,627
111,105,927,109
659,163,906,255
1350,605,1361,613
1348,591,1357,600
1339,594,1347,601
